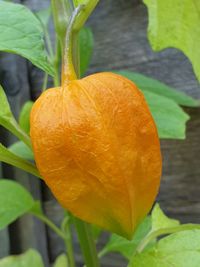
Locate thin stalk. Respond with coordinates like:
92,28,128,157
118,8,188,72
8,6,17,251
32,212,66,240
73,0,99,31
53,38,62,87
51,0,72,87
62,216,76,267
136,224,200,253
62,5,84,85
73,217,100,267
63,5,100,266
51,0,73,43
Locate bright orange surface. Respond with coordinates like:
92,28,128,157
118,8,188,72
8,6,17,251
30,72,162,239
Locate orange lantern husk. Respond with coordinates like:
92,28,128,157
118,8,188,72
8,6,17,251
30,72,162,239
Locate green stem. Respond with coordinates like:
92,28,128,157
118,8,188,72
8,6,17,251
51,0,73,44
51,0,73,87
65,5,100,266
0,143,41,178
73,0,99,31
62,5,84,84
65,6,100,266
53,38,62,87
32,212,66,240
98,249,107,259
73,217,100,267
136,224,200,253
62,215,76,267
64,225,76,267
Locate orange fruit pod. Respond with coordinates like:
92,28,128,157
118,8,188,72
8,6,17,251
30,72,162,239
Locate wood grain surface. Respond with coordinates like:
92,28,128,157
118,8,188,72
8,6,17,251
0,0,200,266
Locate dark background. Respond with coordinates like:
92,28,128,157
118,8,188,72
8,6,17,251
0,0,200,266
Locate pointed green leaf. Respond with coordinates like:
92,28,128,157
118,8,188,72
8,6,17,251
129,230,200,267
143,0,200,82
0,249,44,267
0,1,54,76
0,85,14,120
151,204,180,232
0,179,34,229
99,217,152,259
115,71,199,107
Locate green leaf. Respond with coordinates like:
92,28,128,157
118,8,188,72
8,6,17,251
35,6,51,28
18,101,33,134
143,90,189,139
99,217,152,259
134,204,200,255
0,85,15,121
0,249,44,267
0,179,34,229
79,27,94,77
151,204,180,232
115,71,199,107
53,254,69,267
0,1,54,76
0,86,31,147
129,230,200,267
0,143,40,178
143,0,200,82
9,141,34,161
